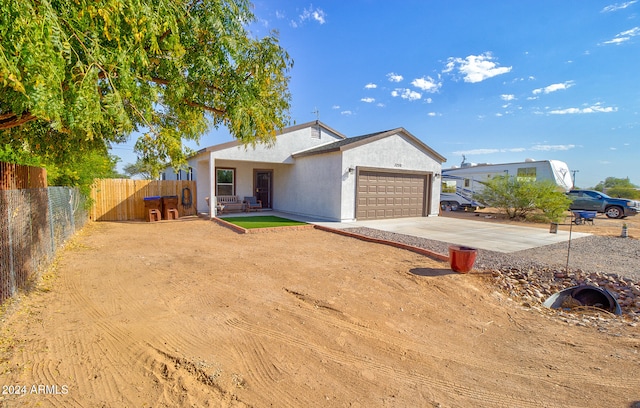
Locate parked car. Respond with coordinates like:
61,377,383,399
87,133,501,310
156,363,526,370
566,189,639,218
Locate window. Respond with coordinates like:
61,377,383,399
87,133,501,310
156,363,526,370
517,167,536,182
176,167,193,181
442,180,456,193
464,178,470,188
216,168,235,195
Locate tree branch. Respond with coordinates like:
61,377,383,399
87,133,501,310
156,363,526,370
185,100,226,116
0,112,37,130
149,76,225,94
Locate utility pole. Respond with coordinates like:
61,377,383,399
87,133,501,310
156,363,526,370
571,170,579,187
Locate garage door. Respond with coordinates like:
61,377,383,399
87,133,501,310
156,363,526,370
356,171,427,220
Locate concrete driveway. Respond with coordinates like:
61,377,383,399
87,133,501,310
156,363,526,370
295,215,590,253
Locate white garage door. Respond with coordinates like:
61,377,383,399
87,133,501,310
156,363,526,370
356,171,427,220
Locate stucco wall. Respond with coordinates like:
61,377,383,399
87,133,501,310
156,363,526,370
342,133,442,218
194,159,209,212
273,152,343,220
209,125,343,163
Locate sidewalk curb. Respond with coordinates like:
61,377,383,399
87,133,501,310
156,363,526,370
313,225,450,262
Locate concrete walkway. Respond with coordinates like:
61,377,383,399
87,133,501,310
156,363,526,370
218,212,590,254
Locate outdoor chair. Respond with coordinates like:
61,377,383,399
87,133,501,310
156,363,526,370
244,196,262,212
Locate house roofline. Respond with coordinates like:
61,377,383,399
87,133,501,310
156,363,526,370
282,120,347,140
194,120,347,156
293,127,447,163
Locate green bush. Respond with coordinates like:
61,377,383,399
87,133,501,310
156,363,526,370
605,187,640,200
473,176,571,222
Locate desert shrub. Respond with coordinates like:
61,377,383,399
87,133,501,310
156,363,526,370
474,176,571,222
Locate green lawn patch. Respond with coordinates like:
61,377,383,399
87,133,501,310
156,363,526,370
221,216,307,229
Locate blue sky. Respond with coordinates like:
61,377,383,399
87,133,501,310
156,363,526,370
112,1,640,188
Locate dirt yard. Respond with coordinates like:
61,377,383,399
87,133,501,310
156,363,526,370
1,216,639,407
440,207,638,238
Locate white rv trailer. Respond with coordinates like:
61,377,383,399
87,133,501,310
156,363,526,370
440,159,573,210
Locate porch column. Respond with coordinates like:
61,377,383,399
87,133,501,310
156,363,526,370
209,152,216,218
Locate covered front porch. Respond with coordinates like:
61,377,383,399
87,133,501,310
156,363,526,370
194,155,293,218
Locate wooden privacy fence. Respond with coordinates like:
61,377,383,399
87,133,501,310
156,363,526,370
90,179,197,221
0,162,47,190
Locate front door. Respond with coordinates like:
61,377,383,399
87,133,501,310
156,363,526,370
254,170,272,209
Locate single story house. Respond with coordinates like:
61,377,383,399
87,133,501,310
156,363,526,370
163,121,446,221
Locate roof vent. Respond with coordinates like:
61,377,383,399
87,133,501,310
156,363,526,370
311,125,320,139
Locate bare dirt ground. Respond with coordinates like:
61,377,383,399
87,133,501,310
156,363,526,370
1,215,639,407
440,207,638,238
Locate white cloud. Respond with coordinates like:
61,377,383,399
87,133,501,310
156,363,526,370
425,97,433,103
495,113,503,117
548,104,618,114
602,26,640,45
602,1,637,12
301,6,326,24
391,88,421,101
340,110,353,116
444,52,512,83
293,5,326,27
501,94,516,101
532,81,575,95
452,145,578,157
364,83,377,89
428,112,437,117
452,147,527,156
531,144,576,151
411,76,442,93
376,103,385,108
453,148,500,155
332,105,340,109
387,72,404,82
610,147,618,150
360,97,375,103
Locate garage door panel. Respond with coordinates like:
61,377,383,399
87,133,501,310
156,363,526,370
356,170,428,220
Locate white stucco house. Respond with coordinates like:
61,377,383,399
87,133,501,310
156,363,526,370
163,121,446,222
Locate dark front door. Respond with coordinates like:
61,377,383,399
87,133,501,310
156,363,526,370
254,170,272,209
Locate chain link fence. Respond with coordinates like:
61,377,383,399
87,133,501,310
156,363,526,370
0,187,87,304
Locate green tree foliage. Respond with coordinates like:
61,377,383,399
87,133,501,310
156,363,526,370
474,176,572,222
123,160,154,180
48,152,126,198
593,177,639,199
1,143,125,195
0,0,293,176
605,187,640,199
0,144,43,167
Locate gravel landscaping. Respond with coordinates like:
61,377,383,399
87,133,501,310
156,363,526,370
344,227,640,320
